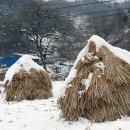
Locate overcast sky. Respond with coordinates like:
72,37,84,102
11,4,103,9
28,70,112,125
99,0,125,1
42,0,128,4
43,0,126,3
66,0,126,2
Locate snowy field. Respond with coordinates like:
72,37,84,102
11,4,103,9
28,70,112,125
0,81,130,130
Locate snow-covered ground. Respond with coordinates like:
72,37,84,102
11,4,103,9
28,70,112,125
0,81,3,85
0,81,130,130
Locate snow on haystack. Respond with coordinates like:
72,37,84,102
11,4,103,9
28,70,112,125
58,35,130,123
59,35,130,97
4,55,44,85
3,55,52,101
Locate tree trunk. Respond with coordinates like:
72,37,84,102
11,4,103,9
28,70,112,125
39,53,47,71
43,54,47,71
35,34,47,71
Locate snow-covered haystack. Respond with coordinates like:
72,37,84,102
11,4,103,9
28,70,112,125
3,55,52,101
58,35,130,123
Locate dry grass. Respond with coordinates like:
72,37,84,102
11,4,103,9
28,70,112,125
58,41,130,122
4,68,52,101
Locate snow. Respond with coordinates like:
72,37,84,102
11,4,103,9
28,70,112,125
78,90,85,98
15,53,39,60
0,81,3,85
0,81,130,130
59,67,77,97
82,73,93,91
88,35,130,66
112,0,126,3
95,62,105,73
99,0,126,3
4,55,45,85
125,29,130,33
60,35,130,97
66,68,77,82
59,44,93,97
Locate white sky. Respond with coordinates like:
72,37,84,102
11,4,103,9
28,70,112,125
43,0,126,3
44,0,127,3
66,0,126,2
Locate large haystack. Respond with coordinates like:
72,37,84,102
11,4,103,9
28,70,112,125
58,35,130,123
3,55,52,101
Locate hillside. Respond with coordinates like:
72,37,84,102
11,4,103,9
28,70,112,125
0,0,129,63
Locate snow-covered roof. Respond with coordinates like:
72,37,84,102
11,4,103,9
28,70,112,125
4,55,45,85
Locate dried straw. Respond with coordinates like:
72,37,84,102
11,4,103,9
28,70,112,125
58,41,130,122
4,68,52,101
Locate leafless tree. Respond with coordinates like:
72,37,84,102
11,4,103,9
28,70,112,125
17,0,74,70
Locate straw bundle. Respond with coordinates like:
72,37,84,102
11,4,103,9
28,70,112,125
58,35,130,122
4,55,52,101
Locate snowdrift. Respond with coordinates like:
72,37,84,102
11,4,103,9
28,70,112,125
4,55,52,101
58,35,130,122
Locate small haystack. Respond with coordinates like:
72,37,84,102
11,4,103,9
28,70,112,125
58,35,130,123
4,55,52,101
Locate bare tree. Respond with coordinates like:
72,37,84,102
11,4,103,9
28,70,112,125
27,31,62,70
16,0,74,70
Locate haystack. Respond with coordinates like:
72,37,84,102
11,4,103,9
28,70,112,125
58,35,130,123
3,55,52,101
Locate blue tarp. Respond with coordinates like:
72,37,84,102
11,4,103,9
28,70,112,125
0,54,20,68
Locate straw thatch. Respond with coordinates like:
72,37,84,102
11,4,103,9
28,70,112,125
4,68,52,101
58,35,130,123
